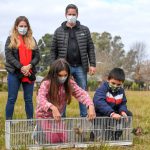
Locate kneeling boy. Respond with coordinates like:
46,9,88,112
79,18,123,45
93,68,132,140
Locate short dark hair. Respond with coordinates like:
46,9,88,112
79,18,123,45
108,68,125,82
65,4,78,14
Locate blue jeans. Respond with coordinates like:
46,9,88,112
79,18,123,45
5,73,34,120
62,66,87,117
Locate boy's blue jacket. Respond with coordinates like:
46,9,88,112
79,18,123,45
93,81,128,116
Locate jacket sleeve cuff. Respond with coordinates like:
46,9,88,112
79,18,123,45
90,64,96,67
17,63,23,69
30,62,35,67
108,111,114,117
110,112,115,117
119,109,127,114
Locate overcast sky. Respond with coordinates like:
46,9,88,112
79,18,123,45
0,0,150,58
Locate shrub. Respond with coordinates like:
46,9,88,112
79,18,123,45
131,82,139,91
87,80,100,91
124,80,133,90
0,83,7,91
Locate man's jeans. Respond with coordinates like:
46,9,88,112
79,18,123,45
5,73,34,120
62,66,87,117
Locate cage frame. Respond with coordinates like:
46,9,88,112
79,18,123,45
5,117,133,149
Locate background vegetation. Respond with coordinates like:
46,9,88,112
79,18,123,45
36,32,150,89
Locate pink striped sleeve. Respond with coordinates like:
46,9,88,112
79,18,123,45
70,79,94,107
36,80,54,112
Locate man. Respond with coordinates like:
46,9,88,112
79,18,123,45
50,4,96,117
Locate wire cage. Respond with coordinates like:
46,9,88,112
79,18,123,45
5,117,133,149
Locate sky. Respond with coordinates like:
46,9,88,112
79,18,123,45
0,0,150,58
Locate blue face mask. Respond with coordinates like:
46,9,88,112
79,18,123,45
18,27,27,35
58,76,68,84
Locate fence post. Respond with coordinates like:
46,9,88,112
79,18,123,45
5,121,11,149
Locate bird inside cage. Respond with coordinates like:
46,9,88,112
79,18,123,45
73,121,95,142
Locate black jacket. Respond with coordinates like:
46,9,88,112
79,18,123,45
50,21,96,72
5,36,40,74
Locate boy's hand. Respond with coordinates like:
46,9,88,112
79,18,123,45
121,111,128,122
87,105,96,120
111,113,121,120
51,105,61,121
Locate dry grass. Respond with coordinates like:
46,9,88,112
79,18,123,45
0,91,150,150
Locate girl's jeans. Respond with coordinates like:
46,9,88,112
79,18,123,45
5,72,34,120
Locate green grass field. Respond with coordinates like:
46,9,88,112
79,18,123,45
0,91,150,150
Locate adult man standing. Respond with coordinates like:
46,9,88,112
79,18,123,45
50,4,96,117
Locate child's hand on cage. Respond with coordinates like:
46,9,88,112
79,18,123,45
111,112,121,120
51,105,61,121
87,105,96,120
120,111,128,122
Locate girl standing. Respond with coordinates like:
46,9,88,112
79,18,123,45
5,16,40,120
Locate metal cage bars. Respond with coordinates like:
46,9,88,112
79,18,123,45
5,117,133,149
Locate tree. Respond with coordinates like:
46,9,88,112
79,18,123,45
0,42,5,68
0,43,7,84
91,32,112,53
110,36,125,67
91,32,125,77
123,49,137,79
139,60,150,89
37,33,53,71
130,42,146,82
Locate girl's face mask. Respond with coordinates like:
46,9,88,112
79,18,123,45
57,70,68,84
58,76,68,84
18,27,27,35
17,21,28,35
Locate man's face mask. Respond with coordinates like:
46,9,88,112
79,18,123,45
66,15,77,24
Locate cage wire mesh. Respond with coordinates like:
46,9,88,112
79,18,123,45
5,117,133,149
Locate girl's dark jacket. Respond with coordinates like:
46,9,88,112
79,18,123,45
5,36,40,74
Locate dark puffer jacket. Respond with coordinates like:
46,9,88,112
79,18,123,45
5,36,40,73
50,21,96,72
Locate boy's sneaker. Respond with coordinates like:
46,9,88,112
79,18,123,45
115,130,123,140
111,130,123,140
89,131,95,141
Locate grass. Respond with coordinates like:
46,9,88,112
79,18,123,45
0,91,150,149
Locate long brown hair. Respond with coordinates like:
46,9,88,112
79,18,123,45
43,58,72,106
9,16,35,49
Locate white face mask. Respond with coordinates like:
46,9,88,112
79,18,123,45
66,15,77,24
58,76,68,84
18,27,28,35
